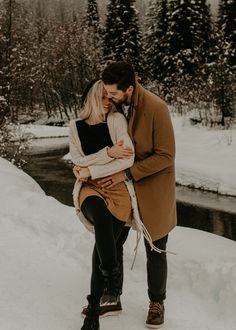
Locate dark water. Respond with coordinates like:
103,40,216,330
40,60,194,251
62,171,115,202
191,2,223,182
24,149,236,242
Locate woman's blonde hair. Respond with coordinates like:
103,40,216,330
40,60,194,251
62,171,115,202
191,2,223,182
80,79,115,122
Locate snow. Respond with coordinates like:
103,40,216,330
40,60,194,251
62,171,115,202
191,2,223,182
18,124,69,155
29,137,69,155
21,124,69,139
0,157,236,330
173,115,236,196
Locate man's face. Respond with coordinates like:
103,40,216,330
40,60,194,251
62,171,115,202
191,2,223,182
103,84,133,105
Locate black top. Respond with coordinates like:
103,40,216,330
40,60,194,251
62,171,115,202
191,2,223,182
76,120,113,155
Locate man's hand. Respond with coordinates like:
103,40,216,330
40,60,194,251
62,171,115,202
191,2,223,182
98,170,126,188
107,140,133,159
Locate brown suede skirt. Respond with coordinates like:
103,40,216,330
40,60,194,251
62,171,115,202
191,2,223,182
79,178,132,223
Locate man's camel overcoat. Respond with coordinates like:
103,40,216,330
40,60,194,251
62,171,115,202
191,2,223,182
128,83,177,241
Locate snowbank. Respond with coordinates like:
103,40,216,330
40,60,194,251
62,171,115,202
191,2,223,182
20,124,69,139
0,157,236,329
173,116,236,196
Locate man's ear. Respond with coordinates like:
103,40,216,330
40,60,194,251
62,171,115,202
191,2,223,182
127,85,134,94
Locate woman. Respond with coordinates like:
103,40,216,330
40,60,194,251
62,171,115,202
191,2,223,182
69,79,141,330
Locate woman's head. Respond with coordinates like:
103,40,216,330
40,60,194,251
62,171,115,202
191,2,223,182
80,79,115,122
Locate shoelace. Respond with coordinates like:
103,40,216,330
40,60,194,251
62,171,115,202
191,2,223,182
149,302,163,314
130,225,176,270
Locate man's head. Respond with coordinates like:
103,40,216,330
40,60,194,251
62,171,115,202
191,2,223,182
102,61,136,105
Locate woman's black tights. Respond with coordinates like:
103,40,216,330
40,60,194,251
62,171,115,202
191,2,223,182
81,196,126,302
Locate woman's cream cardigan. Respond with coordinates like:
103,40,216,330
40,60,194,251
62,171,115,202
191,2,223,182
69,112,142,234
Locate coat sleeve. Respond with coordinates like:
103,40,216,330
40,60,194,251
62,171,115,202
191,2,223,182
88,114,135,179
69,121,114,166
130,104,175,182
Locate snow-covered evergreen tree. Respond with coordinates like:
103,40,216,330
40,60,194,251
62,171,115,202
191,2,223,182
103,0,142,73
85,0,100,29
194,0,215,65
152,0,221,119
164,0,201,79
164,0,215,83
218,0,236,67
212,0,236,121
81,0,102,79
143,0,168,82
102,0,118,62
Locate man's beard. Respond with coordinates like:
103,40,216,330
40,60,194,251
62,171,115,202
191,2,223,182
112,93,129,105
123,95,130,105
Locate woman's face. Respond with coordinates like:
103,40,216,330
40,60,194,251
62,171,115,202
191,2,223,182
102,88,112,113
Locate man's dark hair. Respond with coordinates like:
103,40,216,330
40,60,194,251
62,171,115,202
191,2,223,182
102,61,136,92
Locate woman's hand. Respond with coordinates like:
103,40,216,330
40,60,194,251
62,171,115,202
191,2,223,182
79,167,91,180
73,166,90,182
107,140,134,159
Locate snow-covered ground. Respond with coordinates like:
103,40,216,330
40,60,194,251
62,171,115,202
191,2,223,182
21,124,68,139
173,115,236,196
0,156,236,330
25,115,236,196
19,124,69,155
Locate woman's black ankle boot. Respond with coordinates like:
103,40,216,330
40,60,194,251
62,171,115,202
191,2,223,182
81,295,100,330
100,266,121,305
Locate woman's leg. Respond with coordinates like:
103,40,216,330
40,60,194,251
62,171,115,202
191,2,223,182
90,245,104,302
81,196,126,329
81,196,126,300
116,226,130,295
81,196,125,270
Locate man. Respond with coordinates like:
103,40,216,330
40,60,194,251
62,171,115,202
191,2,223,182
83,61,177,328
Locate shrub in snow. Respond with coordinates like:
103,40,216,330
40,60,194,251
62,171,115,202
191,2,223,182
0,119,29,168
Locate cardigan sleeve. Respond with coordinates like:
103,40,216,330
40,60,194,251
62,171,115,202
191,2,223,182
88,113,135,179
69,120,114,166
130,104,175,182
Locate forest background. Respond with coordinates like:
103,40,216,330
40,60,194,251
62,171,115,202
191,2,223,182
0,0,235,164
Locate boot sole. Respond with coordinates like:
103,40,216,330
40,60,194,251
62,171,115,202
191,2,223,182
145,323,164,329
81,310,122,319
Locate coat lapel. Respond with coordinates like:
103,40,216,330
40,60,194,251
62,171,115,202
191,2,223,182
128,82,142,140
128,109,135,141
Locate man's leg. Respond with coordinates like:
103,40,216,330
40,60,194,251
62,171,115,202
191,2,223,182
144,235,168,328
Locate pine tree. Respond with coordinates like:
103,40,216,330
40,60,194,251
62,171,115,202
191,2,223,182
103,0,142,73
218,0,236,67
164,0,200,80
212,0,236,121
143,0,168,82
85,0,100,30
194,0,215,65
81,0,102,79
102,0,119,62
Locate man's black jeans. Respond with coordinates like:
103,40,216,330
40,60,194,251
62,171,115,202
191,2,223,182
116,227,168,303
